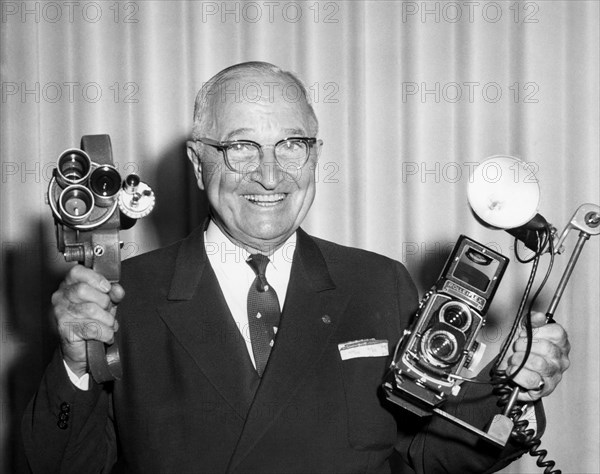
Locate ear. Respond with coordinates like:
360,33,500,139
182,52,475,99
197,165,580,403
186,140,205,190
314,139,324,161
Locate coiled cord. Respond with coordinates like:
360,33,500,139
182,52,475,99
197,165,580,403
492,225,560,473
492,370,560,473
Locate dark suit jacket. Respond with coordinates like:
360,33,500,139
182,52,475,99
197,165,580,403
22,226,532,473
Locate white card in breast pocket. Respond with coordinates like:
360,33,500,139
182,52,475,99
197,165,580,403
338,338,389,360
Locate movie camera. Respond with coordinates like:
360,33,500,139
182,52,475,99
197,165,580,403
47,134,155,383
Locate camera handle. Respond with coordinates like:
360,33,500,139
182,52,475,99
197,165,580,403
79,135,124,382
486,204,600,474
503,203,599,412
546,204,600,321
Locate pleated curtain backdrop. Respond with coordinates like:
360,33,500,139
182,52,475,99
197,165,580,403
1,1,598,472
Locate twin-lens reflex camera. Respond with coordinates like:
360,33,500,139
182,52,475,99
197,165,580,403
383,235,509,443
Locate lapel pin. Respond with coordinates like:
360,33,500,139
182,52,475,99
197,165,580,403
321,315,331,324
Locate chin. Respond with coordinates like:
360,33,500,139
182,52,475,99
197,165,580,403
246,222,294,243
253,228,292,242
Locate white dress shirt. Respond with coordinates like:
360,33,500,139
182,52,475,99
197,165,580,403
204,220,295,368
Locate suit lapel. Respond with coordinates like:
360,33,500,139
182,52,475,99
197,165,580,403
157,225,259,420
227,229,350,472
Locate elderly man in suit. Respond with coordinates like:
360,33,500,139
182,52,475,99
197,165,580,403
23,62,570,473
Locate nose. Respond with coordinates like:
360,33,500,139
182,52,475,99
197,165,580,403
249,146,284,189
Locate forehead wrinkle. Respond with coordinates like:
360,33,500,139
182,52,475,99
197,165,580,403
223,128,254,141
217,109,308,139
283,128,305,136
223,127,307,142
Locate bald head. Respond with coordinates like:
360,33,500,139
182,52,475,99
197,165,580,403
192,61,319,140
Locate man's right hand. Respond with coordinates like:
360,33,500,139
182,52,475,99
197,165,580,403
51,265,125,378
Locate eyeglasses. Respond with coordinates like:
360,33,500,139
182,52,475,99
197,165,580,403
196,137,319,174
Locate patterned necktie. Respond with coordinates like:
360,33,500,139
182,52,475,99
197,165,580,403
246,254,281,377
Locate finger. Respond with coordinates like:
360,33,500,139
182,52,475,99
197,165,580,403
507,348,565,402
55,303,117,339
64,265,112,293
506,365,544,392
515,372,562,402
68,302,117,328
507,351,558,378
513,337,567,364
59,318,116,345
529,311,547,328
517,387,544,403
518,320,569,348
61,282,113,310
108,283,126,304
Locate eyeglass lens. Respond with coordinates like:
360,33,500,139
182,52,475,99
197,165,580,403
226,139,309,170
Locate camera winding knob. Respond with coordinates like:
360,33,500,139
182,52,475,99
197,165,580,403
118,174,156,219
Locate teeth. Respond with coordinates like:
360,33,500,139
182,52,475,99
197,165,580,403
243,194,286,205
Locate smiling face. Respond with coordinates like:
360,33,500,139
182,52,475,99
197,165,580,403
187,72,321,253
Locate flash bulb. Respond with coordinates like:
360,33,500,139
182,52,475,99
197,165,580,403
467,155,540,229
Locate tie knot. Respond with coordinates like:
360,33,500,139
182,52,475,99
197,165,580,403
247,254,271,292
247,253,270,275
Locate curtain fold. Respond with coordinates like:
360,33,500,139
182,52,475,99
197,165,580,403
1,2,598,472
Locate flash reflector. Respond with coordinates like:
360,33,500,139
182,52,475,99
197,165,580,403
468,155,540,229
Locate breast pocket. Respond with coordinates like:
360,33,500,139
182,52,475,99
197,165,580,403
339,355,397,450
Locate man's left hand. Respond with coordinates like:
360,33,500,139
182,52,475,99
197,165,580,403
500,311,571,402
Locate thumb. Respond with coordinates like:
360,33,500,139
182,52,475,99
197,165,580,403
530,311,548,328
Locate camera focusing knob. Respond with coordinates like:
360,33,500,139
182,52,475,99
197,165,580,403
464,340,486,373
419,289,435,310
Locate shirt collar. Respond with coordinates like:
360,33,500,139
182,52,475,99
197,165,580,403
204,220,296,271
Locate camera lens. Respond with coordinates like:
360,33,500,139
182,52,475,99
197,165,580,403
429,332,456,361
421,329,459,367
58,185,94,224
90,166,121,197
90,165,121,208
440,302,472,331
126,174,140,188
57,149,92,186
